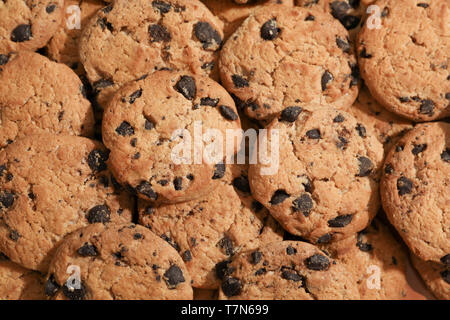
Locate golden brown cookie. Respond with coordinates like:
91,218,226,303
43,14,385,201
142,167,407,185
45,223,193,300
381,122,449,264
0,0,64,53
102,70,242,204
0,134,134,272
218,240,360,299
79,0,224,107
219,4,360,120
0,51,95,149
411,254,449,300
249,105,384,243
357,0,450,121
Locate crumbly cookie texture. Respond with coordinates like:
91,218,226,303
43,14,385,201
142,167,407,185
79,0,224,107
0,256,45,300
381,122,449,264
201,0,294,40
249,105,383,243
0,134,134,272
0,51,95,149
411,254,449,300
319,219,409,299
343,86,413,153
138,164,283,289
219,4,359,120
45,223,193,300
218,240,360,299
357,0,450,121
47,0,106,73
0,0,64,53
102,70,242,204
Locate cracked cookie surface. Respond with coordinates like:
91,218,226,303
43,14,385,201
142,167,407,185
102,70,241,204
45,223,193,300
357,0,450,121
249,105,384,243
219,4,359,120
380,122,449,263
0,134,133,272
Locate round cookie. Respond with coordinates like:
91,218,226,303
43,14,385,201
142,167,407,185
46,0,107,73
344,86,413,153
201,0,294,40
0,0,64,53
0,134,134,272
79,0,224,107
102,70,242,204
138,164,283,289
411,254,449,300
249,105,384,243
45,223,193,300
0,256,45,300
380,122,449,264
357,0,450,121
218,240,360,299
0,51,95,149
219,4,360,120
319,219,409,300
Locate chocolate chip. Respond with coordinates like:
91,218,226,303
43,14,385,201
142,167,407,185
349,0,360,9
102,4,113,13
164,265,185,289
317,233,332,244
280,106,302,122
152,1,172,13
328,214,353,228
219,105,238,121
349,63,360,87
340,15,361,30
384,163,394,174
445,93,450,100
133,233,143,240
281,269,304,282
440,255,450,267
215,260,232,280
396,144,404,152
212,163,226,179
182,250,192,262
321,71,334,91
260,19,281,41
356,123,366,138
306,129,321,139
9,230,20,241
357,156,373,177
161,234,180,251
11,24,32,42
87,149,109,173
417,3,429,8
333,114,345,123
411,143,427,155
397,177,413,196
221,277,241,297
46,4,56,13
356,233,373,252
336,37,351,53
5,173,13,182
115,121,135,136
0,54,9,66
44,275,60,297
270,189,290,205
129,88,142,104
0,190,15,210
292,193,313,217
97,17,113,32
145,119,155,130
419,99,434,115
173,177,183,191
218,236,234,256
86,205,111,224
232,176,250,193
62,282,86,300
286,245,297,255
77,243,98,257
250,250,262,264
441,270,450,284
399,96,410,103
441,148,450,162
200,97,219,107
194,22,222,50
255,268,267,276
174,76,196,100
157,179,168,186
149,24,171,42
360,47,373,59
231,75,249,88
305,15,315,21
93,79,114,91
330,1,350,20
136,181,158,200
305,254,330,271
336,136,348,150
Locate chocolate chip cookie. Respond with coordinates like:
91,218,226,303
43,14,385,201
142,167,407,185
411,253,449,300
0,134,134,272
380,122,449,264
45,223,193,300
0,51,95,149
249,105,384,243
0,0,64,53
79,0,224,107
102,70,242,204
357,0,450,121
138,164,283,289
219,4,360,120
218,240,360,299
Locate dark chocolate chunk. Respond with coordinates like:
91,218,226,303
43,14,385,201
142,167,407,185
231,75,249,88
419,99,435,115
129,88,143,104
306,129,321,139
149,24,171,42
270,189,290,205
174,76,196,100
87,149,109,173
305,254,330,271
218,236,234,256
86,205,111,224
136,181,158,200
194,22,222,50
62,282,86,300
0,190,15,210
77,243,98,257
250,250,262,265
232,176,251,193
44,275,60,297
164,265,186,288
221,277,241,297
219,105,238,121
281,269,305,282
182,250,192,262
441,148,450,162
280,106,302,122
200,97,219,107
260,19,281,41
397,176,413,196
292,193,313,217
212,163,226,179
357,156,373,177
321,71,334,91
11,24,32,42
46,4,57,13
356,123,366,138
9,230,20,241
328,214,353,228
152,1,172,14
286,245,297,255
336,37,351,53
0,54,9,66
317,233,332,244
115,121,135,136
173,177,183,191
411,143,427,155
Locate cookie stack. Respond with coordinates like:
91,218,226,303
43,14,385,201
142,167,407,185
0,0,448,300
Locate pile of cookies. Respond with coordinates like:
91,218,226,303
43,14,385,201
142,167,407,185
0,0,448,300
